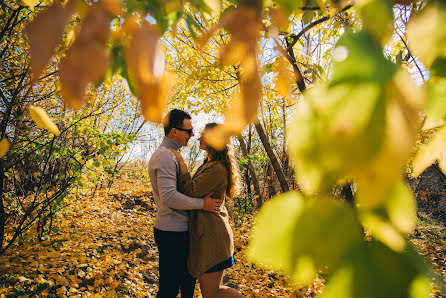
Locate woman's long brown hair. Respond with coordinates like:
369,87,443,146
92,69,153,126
204,123,241,198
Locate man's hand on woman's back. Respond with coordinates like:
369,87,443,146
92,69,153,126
203,193,222,213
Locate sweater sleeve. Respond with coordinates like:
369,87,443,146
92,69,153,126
156,150,204,210
178,162,227,198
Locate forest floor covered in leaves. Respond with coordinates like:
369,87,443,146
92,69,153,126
0,179,445,297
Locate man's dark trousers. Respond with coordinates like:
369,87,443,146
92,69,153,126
154,228,196,298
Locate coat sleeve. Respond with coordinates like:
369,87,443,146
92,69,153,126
178,163,227,198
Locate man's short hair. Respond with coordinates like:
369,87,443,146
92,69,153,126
163,109,192,136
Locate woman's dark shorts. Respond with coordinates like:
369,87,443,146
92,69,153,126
205,255,235,273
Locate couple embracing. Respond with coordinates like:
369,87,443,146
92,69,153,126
148,109,244,297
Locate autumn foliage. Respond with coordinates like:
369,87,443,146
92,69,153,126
1,0,446,296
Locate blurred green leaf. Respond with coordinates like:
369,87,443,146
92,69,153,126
276,0,304,14
358,0,393,43
262,63,273,73
427,77,446,122
406,4,446,67
330,31,397,86
358,181,417,250
413,126,446,176
288,82,386,193
248,193,362,284
125,0,144,13
290,198,362,279
385,181,417,235
321,241,434,298
430,57,446,77
302,10,314,25
247,192,304,273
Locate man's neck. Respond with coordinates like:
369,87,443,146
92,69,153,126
161,136,181,151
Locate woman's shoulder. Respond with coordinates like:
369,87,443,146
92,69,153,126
197,161,227,182
203,160,227,172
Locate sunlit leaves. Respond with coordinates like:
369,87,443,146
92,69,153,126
268,7,289,36
22,0,39,9
321,242,433,298
385,182,417,235
201,6,262,149
275,55,293,99
288,29,424,206
330,31,397,85
248,192,362,284
288,82,385,193
248,192,304,273
302,10,314,25
202,0,222,19
406,3,446,68
28,105,61,136
275,0,304,14
125,22,175,123
406,4,446,132
25,0,79,82
17,0,446,296
413,126,446,177
283,24,429,295
359,181,417,252
59,1,116,109
357,0,393,44
288,198,362,278
426,65,446,124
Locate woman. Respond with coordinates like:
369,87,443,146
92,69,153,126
169,123,244,298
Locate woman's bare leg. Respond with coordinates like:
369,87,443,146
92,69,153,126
199,270,244,298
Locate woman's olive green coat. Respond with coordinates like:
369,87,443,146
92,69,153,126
178,160,234,278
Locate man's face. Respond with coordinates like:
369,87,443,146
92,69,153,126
174,118,194,147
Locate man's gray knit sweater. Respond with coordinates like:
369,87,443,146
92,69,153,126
148,137,204,231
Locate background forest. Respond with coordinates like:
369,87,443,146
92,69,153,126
0,0,445,296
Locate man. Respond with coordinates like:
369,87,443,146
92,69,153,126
148,109,221,298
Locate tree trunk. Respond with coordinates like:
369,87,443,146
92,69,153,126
267,163,277,198
237,135,263,208
340,182,355,206
254,121,289,192
0,161,5,249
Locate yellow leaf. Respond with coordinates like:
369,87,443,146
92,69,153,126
94,278,103,287
410,275,432,298
28,105,60,136
25,0,79,81
269,8,289,33
102,0,122,15
276,55,293,99
60,2,113,109
0,139,10,158
18,276,32,283
22,0,39,9
291,255,316,285
406,4,446,67
202,7,262,149
109,280,120,289
126,22,173,123
413,126,446,176
139,72,176,123
125,22,162,85
114,14,139,40
56,286,67,296
361,213,405,251
36,275,47,284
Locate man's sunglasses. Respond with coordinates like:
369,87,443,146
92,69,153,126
174,127,193,135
